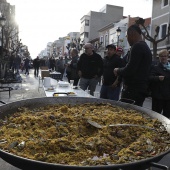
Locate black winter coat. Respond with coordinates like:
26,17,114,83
77,52,103,79
33,58,40,68
117,41,152,92
150,63,170,100
103,54,123,86
66,56,79,79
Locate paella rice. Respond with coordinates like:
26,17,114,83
0,103,170,166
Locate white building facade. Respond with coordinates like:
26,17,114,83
80,4,124,45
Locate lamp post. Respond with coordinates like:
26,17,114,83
0,15,6,59
116,27,121,47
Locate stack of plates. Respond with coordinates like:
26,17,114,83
58,81,69,87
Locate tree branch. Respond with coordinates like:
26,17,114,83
157,33,170,43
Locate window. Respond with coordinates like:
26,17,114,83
100,36,103,43
85,32,89,38
161,24,167,38
163,0,168,7
85,20,89,26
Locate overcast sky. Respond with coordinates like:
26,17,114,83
6,0,152,59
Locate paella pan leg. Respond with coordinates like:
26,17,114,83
149,162,169,170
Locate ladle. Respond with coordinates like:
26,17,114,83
87,120,155,131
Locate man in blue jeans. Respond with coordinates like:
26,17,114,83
100,44,123,100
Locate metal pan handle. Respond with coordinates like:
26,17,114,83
119,98,135,104
150,162,169,170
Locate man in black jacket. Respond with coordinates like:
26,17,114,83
100,44,123,100
33,56,40,77
77,43,103,95
114,24,152,106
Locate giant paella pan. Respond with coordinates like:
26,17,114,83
0,97,170,170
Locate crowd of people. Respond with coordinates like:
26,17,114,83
30,24,169,118
75,24,170,118
8,55,32,75
6,24,170,118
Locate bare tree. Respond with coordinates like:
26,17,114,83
3,24,24,56
135,17,170,61
66,38,81,57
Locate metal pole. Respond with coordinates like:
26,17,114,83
117,35,120,47
0,26,4,79
116,27,121,47
1,25,4,58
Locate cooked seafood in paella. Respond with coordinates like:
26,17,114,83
0,103,170,166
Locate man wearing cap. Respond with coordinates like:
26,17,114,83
77,43,103,95
100,44,123,100
114,24,152,106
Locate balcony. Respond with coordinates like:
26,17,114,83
80,26,90,34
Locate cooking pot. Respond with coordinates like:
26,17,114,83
0,97,170,170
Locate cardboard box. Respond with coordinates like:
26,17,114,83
40,66,49,70
41,70,50,79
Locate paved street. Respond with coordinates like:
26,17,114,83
0,69,170,170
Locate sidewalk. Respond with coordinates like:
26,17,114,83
0,69,45,105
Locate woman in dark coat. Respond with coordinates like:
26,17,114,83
66,49,79,86
150,49,170,118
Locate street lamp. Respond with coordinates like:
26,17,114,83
0,15,6,59
116,27,121,47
